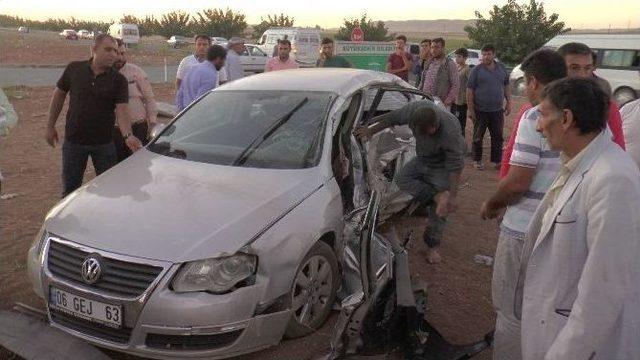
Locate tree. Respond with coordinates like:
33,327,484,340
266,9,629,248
251,14,295,40
119,14,140,25
157,11,191,38
464,0,569,65
335,14,392,42
139,15,161,37
192,8,247,39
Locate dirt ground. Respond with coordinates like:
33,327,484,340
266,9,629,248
0,83,525,360
0,29,190,67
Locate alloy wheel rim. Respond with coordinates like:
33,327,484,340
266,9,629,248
291,255,333,326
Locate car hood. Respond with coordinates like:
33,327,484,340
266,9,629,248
45,149,326,263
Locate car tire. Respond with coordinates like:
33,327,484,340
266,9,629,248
614,87,637,107
284,240,339,339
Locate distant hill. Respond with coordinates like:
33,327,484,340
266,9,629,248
383,19,475,36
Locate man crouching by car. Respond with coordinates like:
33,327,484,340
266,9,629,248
355,101,465,264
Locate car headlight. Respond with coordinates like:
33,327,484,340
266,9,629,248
171,253,257,294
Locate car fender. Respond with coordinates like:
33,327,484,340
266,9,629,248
247,179,343,303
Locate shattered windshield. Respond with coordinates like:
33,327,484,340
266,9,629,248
149,90,333,169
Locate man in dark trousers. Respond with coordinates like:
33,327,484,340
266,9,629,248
45,34,142,197
355,101,465,264
466,44,511,170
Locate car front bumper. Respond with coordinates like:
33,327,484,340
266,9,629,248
28,236,291,360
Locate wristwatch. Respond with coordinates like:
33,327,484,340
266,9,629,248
123,132,133,140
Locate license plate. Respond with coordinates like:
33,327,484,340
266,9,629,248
49,287,122,328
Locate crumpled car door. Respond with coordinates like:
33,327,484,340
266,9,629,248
327,190,493,359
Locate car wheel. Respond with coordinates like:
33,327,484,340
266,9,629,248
284,241,339,339
614,87,637,107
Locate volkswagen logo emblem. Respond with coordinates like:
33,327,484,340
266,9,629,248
81,255,103,284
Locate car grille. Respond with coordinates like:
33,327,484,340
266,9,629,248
145,330,243,350
47,240,163,297
50,308,132,344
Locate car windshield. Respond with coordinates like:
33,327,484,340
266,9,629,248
149,90,333,169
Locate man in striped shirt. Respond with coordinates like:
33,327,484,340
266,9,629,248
480,49,567,360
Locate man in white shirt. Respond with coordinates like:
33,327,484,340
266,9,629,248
175,35,211,91
480,49,567,360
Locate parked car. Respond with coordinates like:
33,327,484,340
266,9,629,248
17,26,29,33
510,34,640,106
77,30,90,39
59,29,78,40
28,69,432,359
167,35,192,48
446,48,500,67
87,31,103,40
241,44,268,73
257,28,321,65
212,36,228,45
109,23,140,45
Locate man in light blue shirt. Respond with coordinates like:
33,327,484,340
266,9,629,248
176,45,226,111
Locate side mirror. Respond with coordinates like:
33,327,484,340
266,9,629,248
150,123,167,139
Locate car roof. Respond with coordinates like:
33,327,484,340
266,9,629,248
545,34,640,50
218,68,409,95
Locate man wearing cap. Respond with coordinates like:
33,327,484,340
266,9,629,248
222,37,245,82
354,100,465,264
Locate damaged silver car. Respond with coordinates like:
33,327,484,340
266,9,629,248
27,68,481,359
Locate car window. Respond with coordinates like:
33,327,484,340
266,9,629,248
469,52,479,58
602,50,640,68
266,35,278,44
310,36,319,44
365,89,421,112
240,46,250,56
249,46,266,56
150,91,333,169
298,34,310,44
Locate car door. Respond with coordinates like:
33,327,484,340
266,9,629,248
360,86,432,217
246,45,268,73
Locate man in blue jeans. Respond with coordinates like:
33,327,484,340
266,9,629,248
45,34,142,197
466,44,511,170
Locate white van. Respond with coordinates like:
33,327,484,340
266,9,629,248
510,34,640,106
257,28,321,65
108,23,140,45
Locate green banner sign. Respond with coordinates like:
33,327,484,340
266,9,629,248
334,41,396,72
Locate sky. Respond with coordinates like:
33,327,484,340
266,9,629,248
1,0,639,29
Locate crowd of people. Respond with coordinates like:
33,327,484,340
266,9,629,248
379,34,640,359
43,32,640,359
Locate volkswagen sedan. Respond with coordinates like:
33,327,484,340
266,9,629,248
27,69,430,359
